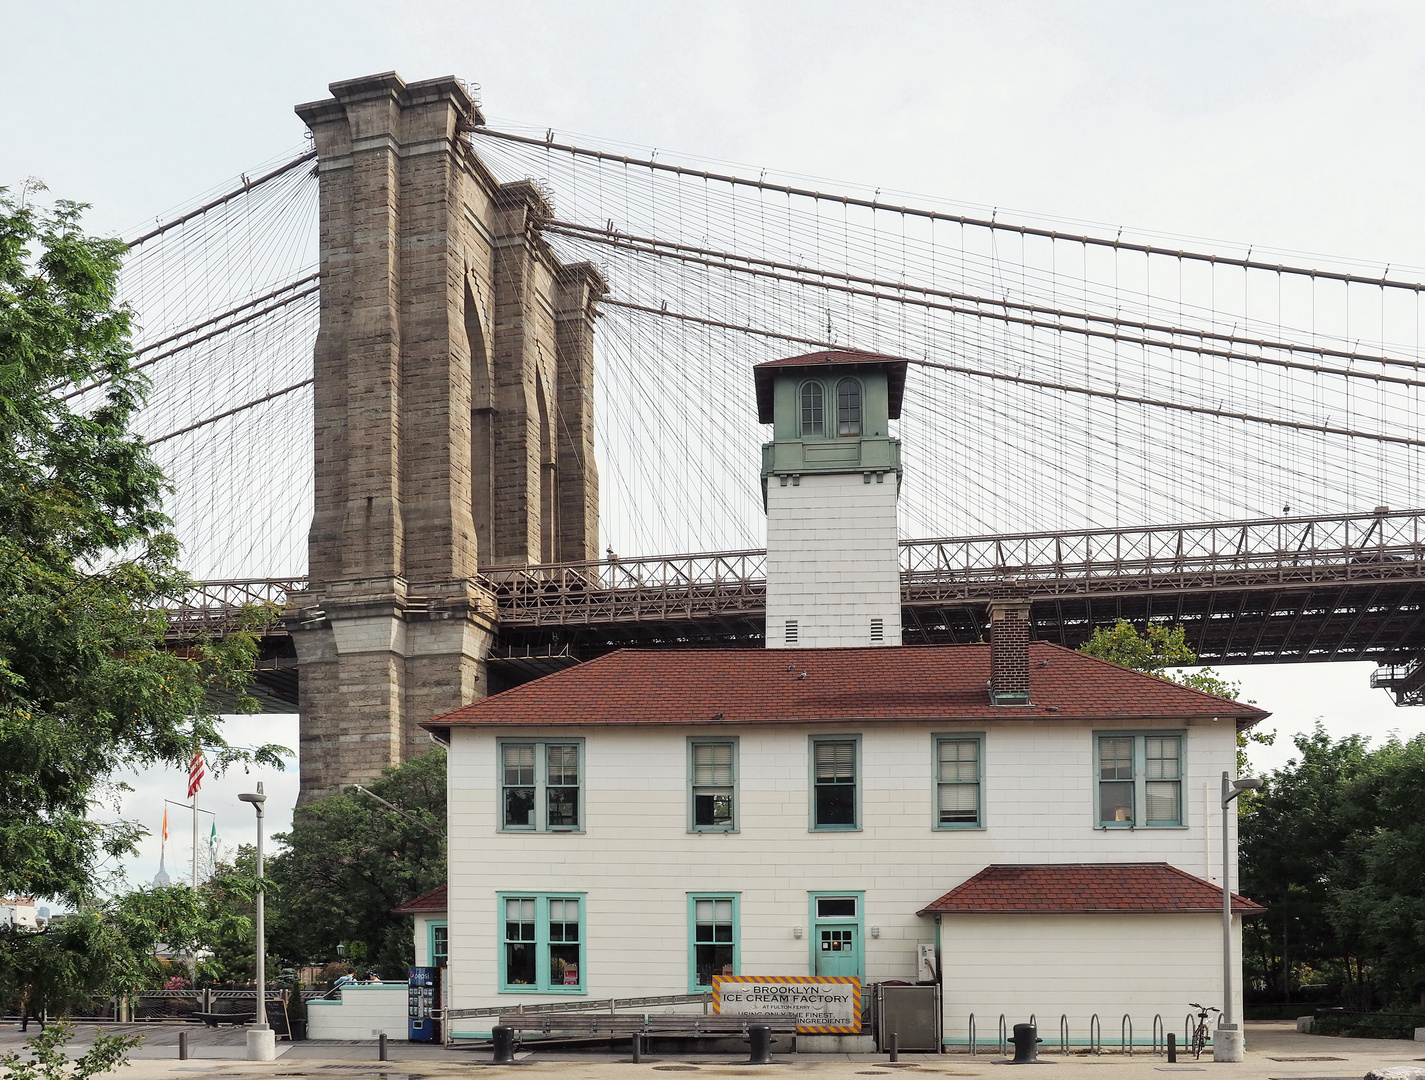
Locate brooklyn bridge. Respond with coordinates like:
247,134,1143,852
89,73,1425,798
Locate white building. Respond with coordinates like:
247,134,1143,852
0,897,39,930
423,351,1268,1050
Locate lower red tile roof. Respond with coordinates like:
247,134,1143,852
918,863,1264,916
391,883,447,915
423,643,1268,732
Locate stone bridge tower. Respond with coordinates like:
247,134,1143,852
291,72,604,802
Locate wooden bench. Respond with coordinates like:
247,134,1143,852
193,1011,255,1028
498,1012,801,1043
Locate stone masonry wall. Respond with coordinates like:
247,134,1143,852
290,73,602,801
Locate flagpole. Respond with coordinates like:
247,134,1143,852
192,788,198,888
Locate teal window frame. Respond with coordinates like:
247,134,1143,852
688,737,739,833
932,733,985,830
687,893,741,991
799,379,826,438
1093,731,1186,829
428,920,449,969
497,738,586,833
809,734,862,831
497,892,587,994
807,890,865,978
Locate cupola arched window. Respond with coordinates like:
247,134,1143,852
837,379,862,436
800,381,824,437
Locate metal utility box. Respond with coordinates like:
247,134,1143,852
407,966,441,1042
875,983,940,1052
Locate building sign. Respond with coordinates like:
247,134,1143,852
712,975,861,1034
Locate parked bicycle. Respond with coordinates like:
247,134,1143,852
1188,1003,1220,1059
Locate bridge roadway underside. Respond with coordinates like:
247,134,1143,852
243,578,1425,708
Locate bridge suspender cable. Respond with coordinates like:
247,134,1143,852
549,223,1425,387
473,128,1425,294
605,298,1425,450
124,151,317,251
144,379,313,447
58,275,320,401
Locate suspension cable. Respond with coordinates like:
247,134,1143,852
604,299,1425,449
144,379,312,447
558,226,1424,388
125,151,317,251
547,220,1423,378
477,128,1425,292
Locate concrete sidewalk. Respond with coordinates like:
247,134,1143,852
1,1021,1419,1080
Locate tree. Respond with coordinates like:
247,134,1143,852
0,185,283,904
1239,726,1425,1008
267,750,446,979
1078,619,1274,770
0,877,262,1023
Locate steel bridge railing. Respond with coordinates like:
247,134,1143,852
166,509,1425,634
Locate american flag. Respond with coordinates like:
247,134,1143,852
187,751,205,798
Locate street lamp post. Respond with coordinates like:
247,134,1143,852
1216,771,1262,1063
238,783,273,1062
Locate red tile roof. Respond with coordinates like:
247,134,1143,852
392,883,447,915
423,643,1268,733
753,350,908,422
918,863,1264,916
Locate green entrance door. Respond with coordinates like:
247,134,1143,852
815,925,860,977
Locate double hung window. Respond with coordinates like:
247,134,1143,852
690,738,737,831
430,922,449,968
500,894,584,992
688,894,739,989
501,740,584,831
935,735,982,828
812,737,859,829
1096,733,1184,827
800,381,824,437
836,378,862,436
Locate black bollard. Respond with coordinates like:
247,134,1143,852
747,1024,773,1065
632,1032,642,1063
378,1033,388,1061
178,1032,188,1061
1167,1032,1177,1063
888,1032,899,1062
492,1025,516,1065
1010,1023,1040,1064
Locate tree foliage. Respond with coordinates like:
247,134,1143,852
1,1020,141,1080
1078,619,1274,770
267,750,446,979
0,185,283,904
1241,726,1425,1006
0,876,262,1019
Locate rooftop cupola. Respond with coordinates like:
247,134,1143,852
754,351,907,649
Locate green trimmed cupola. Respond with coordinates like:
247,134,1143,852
755,351,905,508
753,351,908,649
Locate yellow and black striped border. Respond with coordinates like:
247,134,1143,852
712,975,862,1034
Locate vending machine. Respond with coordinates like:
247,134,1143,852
408,966,442,1042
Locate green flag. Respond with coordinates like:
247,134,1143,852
209,821,217,850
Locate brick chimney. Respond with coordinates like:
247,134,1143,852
987,582,1032,705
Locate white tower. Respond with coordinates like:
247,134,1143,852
756,351,905,648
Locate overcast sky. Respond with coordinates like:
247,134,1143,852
7,1,1425,891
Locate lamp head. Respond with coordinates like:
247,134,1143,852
1222,773,1263,804
238,792,267,807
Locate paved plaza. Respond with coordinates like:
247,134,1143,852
1,1022,1420,1080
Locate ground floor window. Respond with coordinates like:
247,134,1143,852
688,894,739,990
499,893,585,992
429,921,449,968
